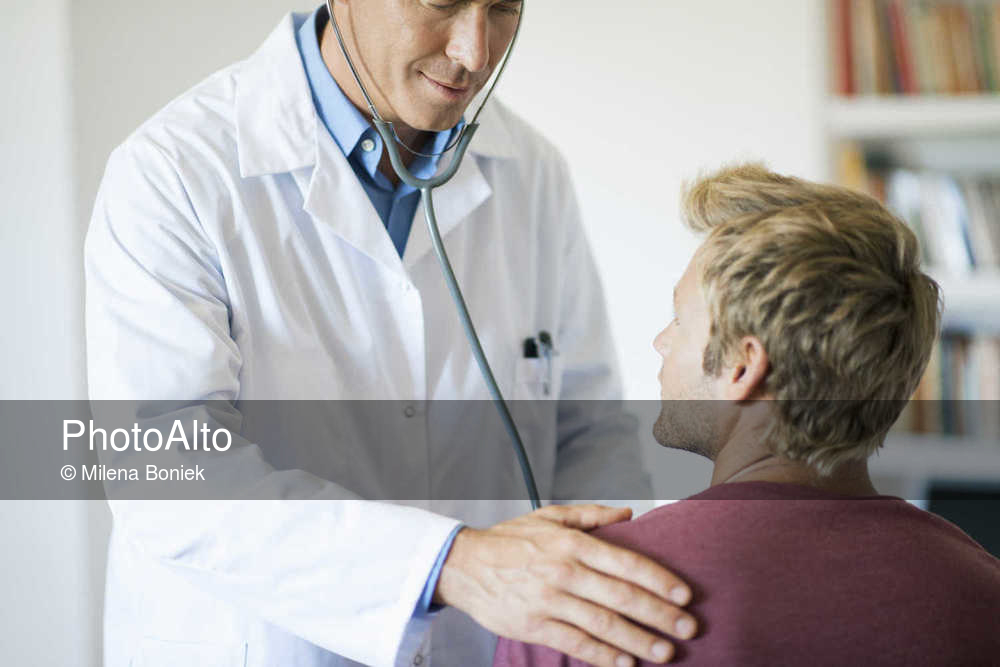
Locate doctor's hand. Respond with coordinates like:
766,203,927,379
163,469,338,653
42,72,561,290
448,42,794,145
433,504,696,667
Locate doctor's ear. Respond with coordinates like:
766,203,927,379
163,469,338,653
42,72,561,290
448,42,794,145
721,336,770,402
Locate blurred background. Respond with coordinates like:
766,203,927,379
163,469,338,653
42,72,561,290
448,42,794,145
2,0,998,664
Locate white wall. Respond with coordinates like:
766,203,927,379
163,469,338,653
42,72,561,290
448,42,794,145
1,1,83,400
1,3,95,666
1,1,829,664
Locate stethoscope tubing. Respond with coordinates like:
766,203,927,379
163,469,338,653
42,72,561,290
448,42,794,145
420,186,542,510
325,1,541,510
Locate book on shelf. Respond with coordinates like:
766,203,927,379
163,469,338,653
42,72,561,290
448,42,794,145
835,143,1000,271
901,332,1000,440
832,0,1000,96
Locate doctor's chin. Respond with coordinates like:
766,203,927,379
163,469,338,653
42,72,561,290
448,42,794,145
5,1,1000,667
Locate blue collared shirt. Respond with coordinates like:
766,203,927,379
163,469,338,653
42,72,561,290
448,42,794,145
295,5,465,616
296,5,460,258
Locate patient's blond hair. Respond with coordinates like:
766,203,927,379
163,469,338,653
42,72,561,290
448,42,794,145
682,163,941,474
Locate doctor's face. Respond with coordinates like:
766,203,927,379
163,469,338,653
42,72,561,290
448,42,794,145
339,0,522,132
652,250,726,458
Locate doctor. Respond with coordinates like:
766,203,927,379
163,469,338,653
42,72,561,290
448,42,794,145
85,1,696,666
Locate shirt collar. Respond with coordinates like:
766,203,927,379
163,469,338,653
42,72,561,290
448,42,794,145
296,5,462,184
297,7,372,161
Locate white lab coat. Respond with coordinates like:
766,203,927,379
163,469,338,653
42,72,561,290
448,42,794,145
85,12,650,667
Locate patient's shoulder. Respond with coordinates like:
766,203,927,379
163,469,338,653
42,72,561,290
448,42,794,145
579,483,1000,665
495,484,1000,666
591,481,996,570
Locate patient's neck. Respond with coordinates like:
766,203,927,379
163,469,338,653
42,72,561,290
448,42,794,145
711,440,879,497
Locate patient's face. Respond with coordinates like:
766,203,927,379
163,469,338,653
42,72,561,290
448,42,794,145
652,249,725,457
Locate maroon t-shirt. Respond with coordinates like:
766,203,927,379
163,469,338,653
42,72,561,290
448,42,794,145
494,482,1000,667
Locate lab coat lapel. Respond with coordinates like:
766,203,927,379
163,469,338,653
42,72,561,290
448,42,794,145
234,13,404,277
403,153,492,268
234,14,315,178
403,99,517,267
303,129,405,278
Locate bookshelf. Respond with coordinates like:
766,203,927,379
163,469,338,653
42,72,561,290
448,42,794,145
829,95,1000,139
931,269,1000,334
826,0,1000,491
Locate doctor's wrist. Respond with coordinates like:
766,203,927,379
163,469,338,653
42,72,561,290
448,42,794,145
431,526,475,607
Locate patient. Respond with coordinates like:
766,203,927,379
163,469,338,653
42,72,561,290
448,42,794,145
494,164,1000,666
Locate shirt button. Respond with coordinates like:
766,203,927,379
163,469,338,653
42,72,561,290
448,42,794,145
404,405,417,419
413,655,424,666
361,138,376,153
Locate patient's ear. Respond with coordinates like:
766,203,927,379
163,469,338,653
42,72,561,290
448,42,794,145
721,336,769,402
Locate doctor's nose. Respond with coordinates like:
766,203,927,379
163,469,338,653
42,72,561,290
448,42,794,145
445,8,491,73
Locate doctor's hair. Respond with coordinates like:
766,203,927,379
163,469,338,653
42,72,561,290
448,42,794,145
680,163,942,475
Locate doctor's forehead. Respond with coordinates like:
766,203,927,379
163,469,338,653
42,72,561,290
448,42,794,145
418,0,523,7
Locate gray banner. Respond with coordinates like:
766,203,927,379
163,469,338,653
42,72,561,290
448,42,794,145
0,400,997,501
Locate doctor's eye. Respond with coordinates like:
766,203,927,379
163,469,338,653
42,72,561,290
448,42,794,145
422,0,461,10
491,1,522,15
421,0,521,14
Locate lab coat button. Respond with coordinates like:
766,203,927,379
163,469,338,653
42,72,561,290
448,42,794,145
413,654,424,666
361,138,376,153
403,405,417,418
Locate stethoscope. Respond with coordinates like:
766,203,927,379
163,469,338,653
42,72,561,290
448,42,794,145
324,0,541,510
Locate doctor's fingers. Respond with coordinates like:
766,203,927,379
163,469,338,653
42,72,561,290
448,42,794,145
547,594,679,666
531,617,657,667
572,532,694,612
560,562,698,643
534,504,634,532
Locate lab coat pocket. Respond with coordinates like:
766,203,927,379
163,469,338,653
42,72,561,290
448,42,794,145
132,638,248,667
514,357,562,400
